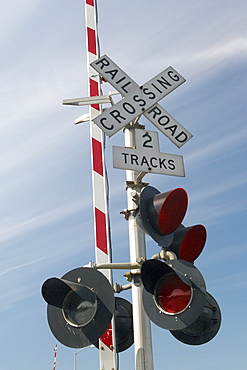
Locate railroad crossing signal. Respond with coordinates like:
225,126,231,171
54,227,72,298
135,185,221,344
168,224,207,263
136,185,188,247
141,259,207,330
141,259,221,345
42,267,115,349
91,54,192,146
41,267,134,352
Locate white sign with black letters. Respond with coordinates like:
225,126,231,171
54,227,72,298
91,55,192,147
112,130,185,177
93,65,185,137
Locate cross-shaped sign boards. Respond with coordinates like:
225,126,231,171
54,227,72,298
91,55,192,148
113,130,185,177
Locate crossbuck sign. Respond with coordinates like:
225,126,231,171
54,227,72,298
91,55,192,148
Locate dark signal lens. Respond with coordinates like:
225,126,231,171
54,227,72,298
62,288,97,327
154,272,192,314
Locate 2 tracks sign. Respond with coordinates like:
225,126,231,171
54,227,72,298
113,130,185,177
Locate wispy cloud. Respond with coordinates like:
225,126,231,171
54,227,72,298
0,198,90,245
210,270,247,292
185,127,247,165
0,255,47,277
191,172,247,203
180,38,247,75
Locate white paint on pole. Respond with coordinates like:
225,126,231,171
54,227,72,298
91,55,192,147
125,126,154,370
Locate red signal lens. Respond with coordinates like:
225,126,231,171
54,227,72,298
179,225,207,262
154,188,188,235
154,272,192,314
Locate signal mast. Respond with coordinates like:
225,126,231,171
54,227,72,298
52,344,58,370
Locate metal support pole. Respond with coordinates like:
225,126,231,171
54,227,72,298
125,125,154,370
74,345,94,370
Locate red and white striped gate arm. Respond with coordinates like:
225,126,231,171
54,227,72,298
84,0,117,368
52,344,58,370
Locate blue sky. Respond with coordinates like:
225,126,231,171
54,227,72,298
0,0,247,369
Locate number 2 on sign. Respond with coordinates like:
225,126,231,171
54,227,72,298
142,132,153,148
135,130,160,152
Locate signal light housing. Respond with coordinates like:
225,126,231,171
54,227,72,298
136,186,188,247
42,267,115,348
169,224,207,263
170,292,221,345
141,259,221,345
141,259,206,330
114,297,134,352
94,297,134,353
